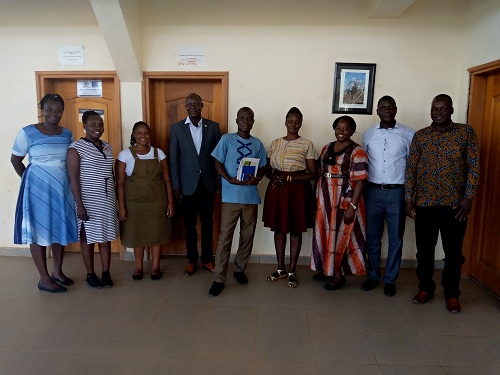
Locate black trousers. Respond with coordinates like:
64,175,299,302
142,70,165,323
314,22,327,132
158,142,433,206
415,205,467,299
182,179,215,264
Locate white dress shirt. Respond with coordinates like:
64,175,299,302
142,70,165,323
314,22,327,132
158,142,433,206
185,116,203,155
362,122,415,185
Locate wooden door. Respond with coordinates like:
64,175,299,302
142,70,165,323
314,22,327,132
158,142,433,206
143,72,228,255
36,71,122,252
465,60,500,296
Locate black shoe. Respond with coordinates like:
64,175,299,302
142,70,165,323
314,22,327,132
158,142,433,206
208,281,224,297
37,282,67,293
101,271,113,288
151,272,162,281
51,274,75,286
233,271,248,285
324,276,346,291
384,283,396,297
85,273,103,288
361,278,379,291
313,271,331,281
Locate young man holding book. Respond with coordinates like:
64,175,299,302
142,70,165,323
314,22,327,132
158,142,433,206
208,107,267,297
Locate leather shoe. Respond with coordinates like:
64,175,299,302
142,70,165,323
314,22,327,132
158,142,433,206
233,271,248,285
324,276,346,291
412,290,434,304
384,283,396,297
446,298,461,313
184,263,198,277
202,262,215,273
38,282,67,293
361,278,379,291
208,281,224,297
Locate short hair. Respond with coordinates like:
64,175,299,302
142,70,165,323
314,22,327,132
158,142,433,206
332,115,357,132
82,110,102,124
433,94,453,107
39,93,65,110
186,93,202,103
286,107,303,121
237,107,254,118
130,121,151,146
377,95,396,108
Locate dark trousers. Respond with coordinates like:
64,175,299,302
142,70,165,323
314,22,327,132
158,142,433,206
182,179,215,264
415,205,467,299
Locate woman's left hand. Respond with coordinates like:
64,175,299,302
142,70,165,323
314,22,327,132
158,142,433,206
77,205,88,221
344,206,355,224
166,202,175,217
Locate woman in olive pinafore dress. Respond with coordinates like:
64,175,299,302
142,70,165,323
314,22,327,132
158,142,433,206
116,121,175,280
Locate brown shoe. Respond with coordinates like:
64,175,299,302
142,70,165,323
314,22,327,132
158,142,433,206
184,263,198,277
202,262,215,273
446,298,461,313
412,290,434,304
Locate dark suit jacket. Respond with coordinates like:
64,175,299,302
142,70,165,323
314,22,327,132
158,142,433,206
170,118,221,195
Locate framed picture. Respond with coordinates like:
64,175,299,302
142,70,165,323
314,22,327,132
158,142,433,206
332,62,376,115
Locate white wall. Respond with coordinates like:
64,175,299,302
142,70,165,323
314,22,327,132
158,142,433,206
1,0,499,263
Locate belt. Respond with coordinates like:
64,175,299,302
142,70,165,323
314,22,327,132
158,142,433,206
323,173,349,179
368,182,404,190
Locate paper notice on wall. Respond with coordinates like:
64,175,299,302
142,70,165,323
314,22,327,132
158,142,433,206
58,45,85,66
177,47,206,67
77,80,103,97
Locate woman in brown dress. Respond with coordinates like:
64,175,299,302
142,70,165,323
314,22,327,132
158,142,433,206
116,121,174,280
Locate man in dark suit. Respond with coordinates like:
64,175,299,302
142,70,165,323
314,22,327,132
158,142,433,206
170,93,222,276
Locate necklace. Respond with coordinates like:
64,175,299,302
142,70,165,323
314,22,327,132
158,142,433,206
334,141,351,152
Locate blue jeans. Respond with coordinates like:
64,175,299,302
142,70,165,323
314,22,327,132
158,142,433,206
364,185,406,284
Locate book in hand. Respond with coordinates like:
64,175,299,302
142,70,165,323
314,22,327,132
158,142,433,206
237,157,260,181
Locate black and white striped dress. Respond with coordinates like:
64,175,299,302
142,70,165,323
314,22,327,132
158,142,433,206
69,138,119,243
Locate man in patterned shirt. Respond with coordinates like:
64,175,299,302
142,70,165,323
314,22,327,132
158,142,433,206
405,94,479,313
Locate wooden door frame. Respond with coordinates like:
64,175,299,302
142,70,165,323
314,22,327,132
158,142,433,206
142,71,229,133
35,71,122,151
464,59,500,275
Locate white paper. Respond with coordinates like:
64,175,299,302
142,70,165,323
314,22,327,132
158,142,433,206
177,47,206,67
58,45,84,66
77,80,103,97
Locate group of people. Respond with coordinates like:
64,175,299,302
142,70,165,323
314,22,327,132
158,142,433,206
11,94,174,292
11,92,479,313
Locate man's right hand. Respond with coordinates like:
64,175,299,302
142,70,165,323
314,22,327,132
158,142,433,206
405,201,416,219
174,189,182,202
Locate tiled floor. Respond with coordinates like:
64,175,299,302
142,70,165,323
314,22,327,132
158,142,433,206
0,253,498,375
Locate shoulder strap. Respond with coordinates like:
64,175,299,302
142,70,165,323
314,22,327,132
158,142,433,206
129,146,139,159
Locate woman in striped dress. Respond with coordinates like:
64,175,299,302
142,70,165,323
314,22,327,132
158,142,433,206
67,111,119,288
310,116,368,290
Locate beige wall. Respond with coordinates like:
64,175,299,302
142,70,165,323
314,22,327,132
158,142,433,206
1,0,499,261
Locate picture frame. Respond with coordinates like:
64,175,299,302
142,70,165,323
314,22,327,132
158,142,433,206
332,62,376,115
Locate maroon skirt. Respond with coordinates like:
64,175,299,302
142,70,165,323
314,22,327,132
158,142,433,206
262,171,314,233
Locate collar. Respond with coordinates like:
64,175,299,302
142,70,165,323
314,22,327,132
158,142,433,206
378,121,398,129
185,116,203,127
430,122,458,132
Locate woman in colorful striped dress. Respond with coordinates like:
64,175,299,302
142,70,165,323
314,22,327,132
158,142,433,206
67,111,119,288
310,116,368,290
11,94,78,293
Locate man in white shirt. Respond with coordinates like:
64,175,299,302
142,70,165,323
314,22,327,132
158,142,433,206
361,96,415,296
170,93,222,276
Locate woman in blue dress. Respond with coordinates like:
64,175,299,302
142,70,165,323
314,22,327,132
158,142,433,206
11,94,78,293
